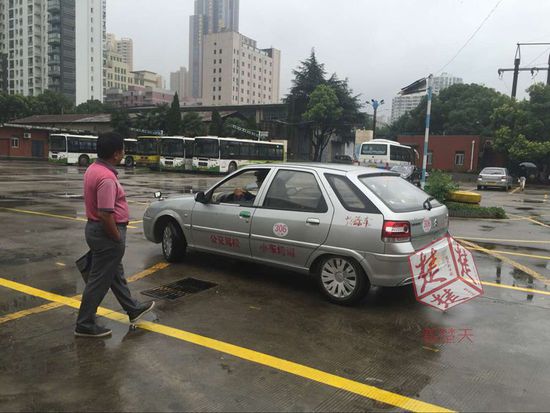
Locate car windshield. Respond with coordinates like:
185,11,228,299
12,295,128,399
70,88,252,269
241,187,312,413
195,139,220,158
359,174,441,212
49,135,67,151
481,168,505,175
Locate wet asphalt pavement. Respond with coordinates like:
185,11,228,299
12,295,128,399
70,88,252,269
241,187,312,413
1,160,550,412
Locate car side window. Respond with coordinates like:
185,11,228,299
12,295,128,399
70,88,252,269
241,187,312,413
263,170,328,212
325,174,380,214
210,169,270,206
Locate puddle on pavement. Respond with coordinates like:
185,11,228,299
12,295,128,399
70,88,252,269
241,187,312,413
515,207,535,211
480,225,496,232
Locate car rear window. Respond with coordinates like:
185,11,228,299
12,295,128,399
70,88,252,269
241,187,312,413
358,174,441,213
481,168,505,175
325,174,380,213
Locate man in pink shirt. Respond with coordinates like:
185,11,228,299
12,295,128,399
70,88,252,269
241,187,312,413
76,133,155,338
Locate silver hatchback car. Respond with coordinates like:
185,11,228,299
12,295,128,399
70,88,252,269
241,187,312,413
143,164,449,305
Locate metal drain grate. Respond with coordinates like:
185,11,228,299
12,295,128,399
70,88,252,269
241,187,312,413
140,278,217,300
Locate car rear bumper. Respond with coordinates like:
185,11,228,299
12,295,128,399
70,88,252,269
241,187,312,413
478,180,508,187
360,252,413,287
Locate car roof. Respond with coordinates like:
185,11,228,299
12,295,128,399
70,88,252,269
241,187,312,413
241,162,396,176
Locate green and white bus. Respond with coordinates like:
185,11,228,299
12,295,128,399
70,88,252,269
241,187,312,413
159,136,195,171
48,134,98,166
192,136,285,173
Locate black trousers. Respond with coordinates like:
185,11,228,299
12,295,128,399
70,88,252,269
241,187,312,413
76,221,140,330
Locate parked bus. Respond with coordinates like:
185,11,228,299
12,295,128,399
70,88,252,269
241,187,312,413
48,134,98,166
122,138,138,167
358,139,416,169
159,136,195,171
192,136,285,173
135,136,161,167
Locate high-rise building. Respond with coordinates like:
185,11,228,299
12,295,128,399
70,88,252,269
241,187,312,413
75,0,105,104
170,66,188,100
201,31,280,106
107,33,133,71
48,0,76,102
391,73,463,123
189,0,239,99
0,0,49,96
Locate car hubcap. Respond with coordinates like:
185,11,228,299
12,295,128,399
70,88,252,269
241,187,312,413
321,258,357,298
163,226,173,256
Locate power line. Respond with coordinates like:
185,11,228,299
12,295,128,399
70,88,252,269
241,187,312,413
435,0,503,74
526,46,550,66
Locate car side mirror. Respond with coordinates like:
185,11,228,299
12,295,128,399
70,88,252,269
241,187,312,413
195,191,209,204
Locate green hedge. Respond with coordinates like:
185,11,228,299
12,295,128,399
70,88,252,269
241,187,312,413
446,202,507,219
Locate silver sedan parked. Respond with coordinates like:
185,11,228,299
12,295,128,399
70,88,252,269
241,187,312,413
143,164,449,305
477,167,513,191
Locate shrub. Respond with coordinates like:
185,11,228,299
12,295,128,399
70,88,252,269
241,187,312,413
424,170,458,203
446,202,507,219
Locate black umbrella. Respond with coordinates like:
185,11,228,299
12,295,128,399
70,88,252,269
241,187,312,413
519,162,537,169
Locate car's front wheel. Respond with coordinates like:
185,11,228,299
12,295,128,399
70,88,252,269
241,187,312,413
316,256,369,305
161,221,186,262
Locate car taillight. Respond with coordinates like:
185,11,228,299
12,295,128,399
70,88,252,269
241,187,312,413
382,221,411,243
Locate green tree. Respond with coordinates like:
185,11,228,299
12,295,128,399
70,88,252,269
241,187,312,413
76,99,106,114
209,110,224,136
29,90,74,115
0,93,31,122
327,74,363,142
223,117,249,138
134,105,169,133
303,84,343,161
390,83,510,137
166,93,182,135
181,112,205,137
110,109,132,137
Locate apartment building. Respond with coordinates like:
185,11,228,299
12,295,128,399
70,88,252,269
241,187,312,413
170,66,188,99
201,31,280,106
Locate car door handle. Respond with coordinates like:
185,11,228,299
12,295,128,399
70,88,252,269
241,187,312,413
306,218,320,225
239,211,251,219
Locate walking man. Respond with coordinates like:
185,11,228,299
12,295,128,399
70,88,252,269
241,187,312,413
75,133,155,337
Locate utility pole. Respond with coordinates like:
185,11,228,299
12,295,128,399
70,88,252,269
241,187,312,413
498,43,550,99
421,75,433,189
368,99,384,140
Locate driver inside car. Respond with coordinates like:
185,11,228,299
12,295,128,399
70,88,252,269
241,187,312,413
218,170,269,205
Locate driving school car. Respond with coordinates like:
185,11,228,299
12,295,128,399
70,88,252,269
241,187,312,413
143,163,449,305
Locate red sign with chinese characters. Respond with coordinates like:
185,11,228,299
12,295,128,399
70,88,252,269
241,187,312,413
408,234,483,311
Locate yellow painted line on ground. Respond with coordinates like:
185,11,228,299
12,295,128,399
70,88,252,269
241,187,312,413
0,206,138,229
0,277,453,413
128,220,143,225
522,216,550,229
55,262,67,267
481,281,550,297
458,239,550,285
0,263,169,326
127,262,170,282
422,346,440,353
466,247,550,261
510,187,521,194
455,236,550,245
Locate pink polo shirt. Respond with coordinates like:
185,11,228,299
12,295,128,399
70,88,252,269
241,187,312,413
84,159,129,224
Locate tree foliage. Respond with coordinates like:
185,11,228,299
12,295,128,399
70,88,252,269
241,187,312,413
110,109,131,137
76,99,107,114
0,90,75,123
303,84,343,161
182,112,205,137
166,93,182,135
285,50,363,161
209,110,224,136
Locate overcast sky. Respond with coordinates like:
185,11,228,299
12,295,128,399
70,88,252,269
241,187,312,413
108,0,550,120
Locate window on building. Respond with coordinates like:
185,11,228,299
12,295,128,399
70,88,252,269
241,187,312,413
455,151,465,166
427,151,433,166
11,137,19,148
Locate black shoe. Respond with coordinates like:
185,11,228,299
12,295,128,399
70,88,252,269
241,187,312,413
74,325,112,338
129,301,156,323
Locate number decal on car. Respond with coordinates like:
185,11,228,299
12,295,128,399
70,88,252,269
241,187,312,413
273,223,289,238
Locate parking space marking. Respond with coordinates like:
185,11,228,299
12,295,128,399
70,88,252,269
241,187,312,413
466,247,550,261
459,239,550,285
128,220,143,225
0,206,138,229
481,281,550,297
0,262,169,325
510,187,521,194
455,236,550,245
0,277,453,413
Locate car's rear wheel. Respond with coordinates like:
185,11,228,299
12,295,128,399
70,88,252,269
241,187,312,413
316,256,369,305
477,185,482,190
161,221,186,262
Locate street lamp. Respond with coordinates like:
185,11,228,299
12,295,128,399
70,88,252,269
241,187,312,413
367,99,384,140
